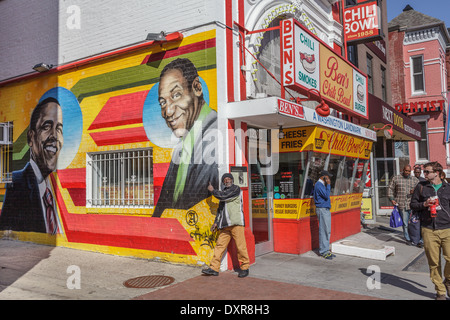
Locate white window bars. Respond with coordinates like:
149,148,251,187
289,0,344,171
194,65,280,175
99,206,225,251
88,149,153,208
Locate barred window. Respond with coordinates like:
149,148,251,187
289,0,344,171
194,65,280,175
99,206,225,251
87,149,153,208
0,122,13,183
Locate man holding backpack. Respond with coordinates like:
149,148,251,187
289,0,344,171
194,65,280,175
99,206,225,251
410,161,450,300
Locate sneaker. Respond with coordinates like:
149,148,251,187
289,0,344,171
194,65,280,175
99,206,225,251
238,269,249,278
444,279,450,297
321,252,333,260
202,267,219,276
435,294,447,300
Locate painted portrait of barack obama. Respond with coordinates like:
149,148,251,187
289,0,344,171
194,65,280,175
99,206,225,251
0,97,63,234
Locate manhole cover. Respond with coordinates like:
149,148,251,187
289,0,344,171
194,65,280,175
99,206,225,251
123,275,175,288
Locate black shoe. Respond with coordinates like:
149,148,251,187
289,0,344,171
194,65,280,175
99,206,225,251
202,267,219,276
238,269,249,278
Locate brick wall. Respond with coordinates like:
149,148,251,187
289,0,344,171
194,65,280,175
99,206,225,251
58,0,219,65
0,0,59,81
0,0,221,80
388,29,406,104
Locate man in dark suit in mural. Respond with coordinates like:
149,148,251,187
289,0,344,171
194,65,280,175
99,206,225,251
152,58,219,217
0,97,63,234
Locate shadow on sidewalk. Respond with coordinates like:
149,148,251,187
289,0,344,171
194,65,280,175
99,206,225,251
0,239,53,293
359,267,435,300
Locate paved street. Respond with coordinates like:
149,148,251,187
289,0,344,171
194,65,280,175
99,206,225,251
0,216,442,304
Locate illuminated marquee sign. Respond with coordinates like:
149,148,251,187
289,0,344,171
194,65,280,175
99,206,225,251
281,18,369,119
344,0,382,44
395,100,445,114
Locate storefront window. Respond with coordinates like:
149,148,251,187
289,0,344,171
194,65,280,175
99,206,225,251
273,152,308,199
327,155,344,195
297,152,369,198
353,159,369,194
332,157,356,196
302,152,326,198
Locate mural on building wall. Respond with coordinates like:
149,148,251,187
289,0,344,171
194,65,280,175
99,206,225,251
0,88,82,234
0,30,219,265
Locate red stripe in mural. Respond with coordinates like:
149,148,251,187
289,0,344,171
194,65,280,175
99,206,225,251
88,91,149,130
58,168,86,189
89,127,149,146
140,38,216,65
51,175,196,255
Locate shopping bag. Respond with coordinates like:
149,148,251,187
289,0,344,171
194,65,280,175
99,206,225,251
389,205,403,228
408,213,421,244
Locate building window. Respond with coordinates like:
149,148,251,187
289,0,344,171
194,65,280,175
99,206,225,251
347,45,358,67
417,121,428,161
381,66,387,102
366,54,373,94
411,56,425,93
0,122,13,183
87,149,153,208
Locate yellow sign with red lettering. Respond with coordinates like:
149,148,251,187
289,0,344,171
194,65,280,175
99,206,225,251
313,127,372,159
279,126,372,159
320,45,354,112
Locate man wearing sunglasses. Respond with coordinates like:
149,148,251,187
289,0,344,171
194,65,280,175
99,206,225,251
411,161,450,300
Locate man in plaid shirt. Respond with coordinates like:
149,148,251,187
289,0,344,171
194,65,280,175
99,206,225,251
388,165,419,243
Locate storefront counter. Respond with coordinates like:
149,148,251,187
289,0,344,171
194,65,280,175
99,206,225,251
271,125,373,254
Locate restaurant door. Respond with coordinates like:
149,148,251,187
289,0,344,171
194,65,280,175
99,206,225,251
248,128,274,256
374,158,400,215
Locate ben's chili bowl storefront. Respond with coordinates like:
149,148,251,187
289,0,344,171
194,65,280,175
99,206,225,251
227,97,376,255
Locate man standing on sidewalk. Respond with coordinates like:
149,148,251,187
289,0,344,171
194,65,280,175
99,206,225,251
388,165,419,244
314,170,334,260
411,161,450,300
202,173,250,278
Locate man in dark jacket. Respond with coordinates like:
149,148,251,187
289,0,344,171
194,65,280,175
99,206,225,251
314,170,334,260
202,173,249,278
152,58,219,217
410,161,450,300
0,98,63,234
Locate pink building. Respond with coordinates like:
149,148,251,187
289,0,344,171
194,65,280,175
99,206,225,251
389,5,450,174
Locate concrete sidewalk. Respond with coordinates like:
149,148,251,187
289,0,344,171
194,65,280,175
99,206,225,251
0,217,439,300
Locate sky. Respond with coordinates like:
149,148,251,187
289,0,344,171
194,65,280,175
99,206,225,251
386,0,450,28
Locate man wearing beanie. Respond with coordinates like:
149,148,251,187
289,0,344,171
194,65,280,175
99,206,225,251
202,173,250,277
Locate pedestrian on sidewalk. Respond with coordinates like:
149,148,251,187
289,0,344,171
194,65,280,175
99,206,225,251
414,166,426,182
388,165,419,244
314,170,334,260
410,161,450,300
202,173,250,278
409,166,426,247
